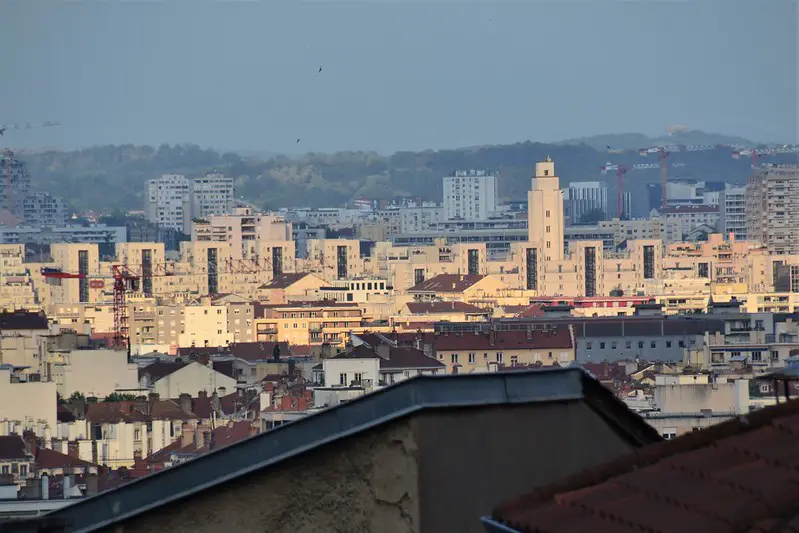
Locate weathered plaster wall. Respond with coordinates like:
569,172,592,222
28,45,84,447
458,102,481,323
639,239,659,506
110,418,420,533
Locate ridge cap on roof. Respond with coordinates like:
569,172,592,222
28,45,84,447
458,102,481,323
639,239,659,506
37,367,660,532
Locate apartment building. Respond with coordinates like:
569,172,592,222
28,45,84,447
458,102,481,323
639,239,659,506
146,173,234,234
398,205,444,233
0,225,126,247
443,170,498,221
563,181,607,224
747,164,799,255
657,205,719,235
189,173,235,223
192,208,292,260
21,192,67,227
719,185,747,240
146,174,190,232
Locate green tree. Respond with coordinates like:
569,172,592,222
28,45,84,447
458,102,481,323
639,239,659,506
578,209,606,225
68,391,85,402
104,392,138,402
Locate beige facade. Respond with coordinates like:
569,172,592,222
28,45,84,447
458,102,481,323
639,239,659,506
192,208,292,260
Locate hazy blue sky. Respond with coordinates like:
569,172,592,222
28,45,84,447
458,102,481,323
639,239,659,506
2,0,797,154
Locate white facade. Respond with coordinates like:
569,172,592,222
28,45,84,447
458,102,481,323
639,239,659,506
146,173,234,234
443,171,497,221
564,181,608,223
190,173,235,226
0,367,57,430
720,185,747,240
657,205,720,235
146,174,191,232
150,362,236,399
53,349,139,399
322,356,380,388
399,206,445,233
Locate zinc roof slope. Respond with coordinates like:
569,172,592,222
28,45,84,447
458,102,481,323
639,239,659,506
490,398,799,533
407,273,486,293
37,368,659,533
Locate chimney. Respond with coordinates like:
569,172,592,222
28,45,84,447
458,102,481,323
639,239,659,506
179,393,192,415
489,329,496,346
211,391,221,414
63,476,72,499
198,390,208,399
181,423,195,448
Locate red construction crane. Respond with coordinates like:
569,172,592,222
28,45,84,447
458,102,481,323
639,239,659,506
600,160,687,218
40,256,279,350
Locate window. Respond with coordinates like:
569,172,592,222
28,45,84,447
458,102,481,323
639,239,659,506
625,341,631,349
600,342,606,350
134,430,141,441
586,342,593,350
752,351,762,362
651,341,656,349
339,373,347,385
20,464,27,477
497,352,504,363
451,353,459,364
546,210,551,217
638,341,644,349
666,341,672,348
354,373,363,384
510,355,518,365
1,465,7,475
760,383,771,393
468,352,476,364
679,340,685,348
611,341,617,350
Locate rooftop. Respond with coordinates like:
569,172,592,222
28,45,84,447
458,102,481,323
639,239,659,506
488,398,799,533
33,368,660,533
408,273,487,293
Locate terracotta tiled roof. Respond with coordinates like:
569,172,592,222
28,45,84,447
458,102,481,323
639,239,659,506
407,274,486,293
35,446,98,470
435,328,573,352
491,398,799,533
405,301,488,314
0,435,29,460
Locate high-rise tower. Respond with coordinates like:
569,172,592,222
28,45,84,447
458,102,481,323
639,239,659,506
527,156,564,262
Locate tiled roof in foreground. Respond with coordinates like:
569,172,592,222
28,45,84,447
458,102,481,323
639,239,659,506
487,398,799,533
34,368,659,533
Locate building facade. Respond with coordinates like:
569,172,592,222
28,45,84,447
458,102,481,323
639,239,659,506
443,170,497,221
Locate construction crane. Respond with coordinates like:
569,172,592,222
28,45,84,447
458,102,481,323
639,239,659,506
732,145,799,168
600,160,687,218
635,143,739,209
0,120,61,137
40,256,279,351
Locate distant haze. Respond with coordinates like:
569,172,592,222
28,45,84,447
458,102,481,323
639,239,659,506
2,0,797,154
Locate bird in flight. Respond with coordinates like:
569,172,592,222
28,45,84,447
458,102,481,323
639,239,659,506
0,128,5,136
318,66,323,73
296,138,301,144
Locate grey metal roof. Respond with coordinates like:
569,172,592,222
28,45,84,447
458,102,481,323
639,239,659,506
34,368,656,533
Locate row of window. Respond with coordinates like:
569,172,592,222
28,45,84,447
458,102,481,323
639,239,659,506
585,339,694,350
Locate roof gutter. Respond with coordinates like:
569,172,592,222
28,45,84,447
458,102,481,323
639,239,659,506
480,516,522,533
